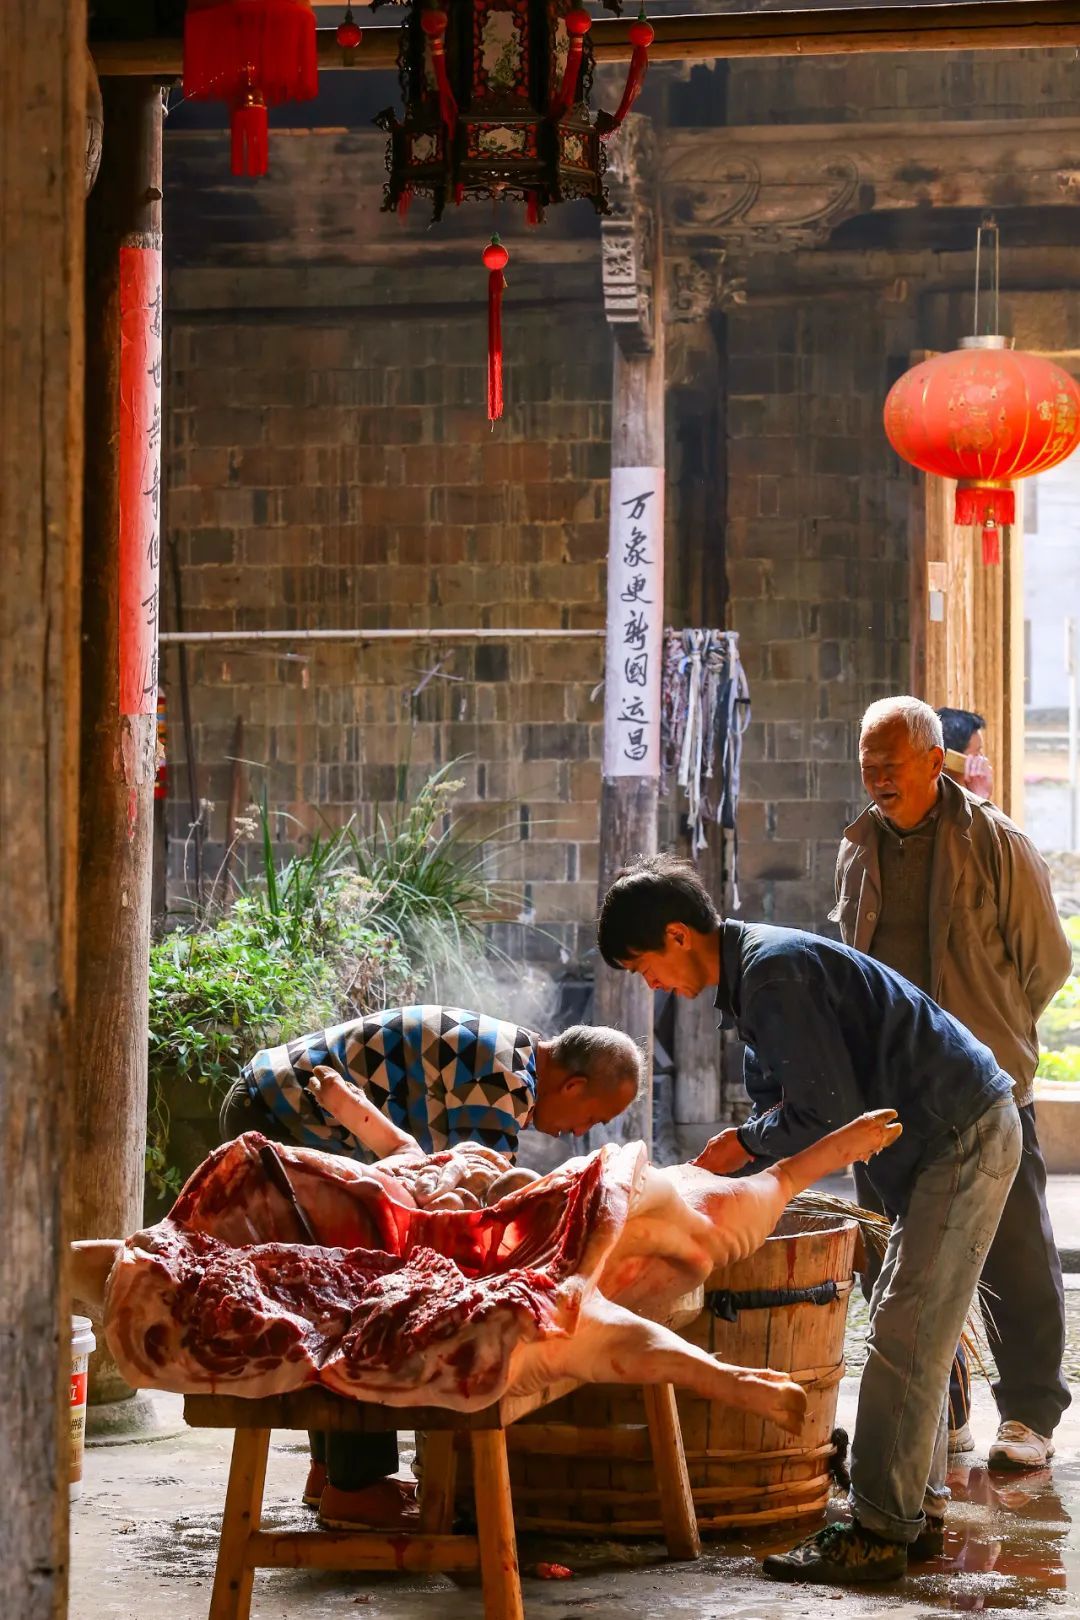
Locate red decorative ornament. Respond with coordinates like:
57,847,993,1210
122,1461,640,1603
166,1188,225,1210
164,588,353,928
885,336,1080,564
597,8,654,137
336,7,363,47
483,237,510,422
183,0,318,177
420,7,458,143
549,8,592,124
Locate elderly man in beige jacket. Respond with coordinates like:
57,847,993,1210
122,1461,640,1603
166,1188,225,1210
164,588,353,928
835,695,1072,1470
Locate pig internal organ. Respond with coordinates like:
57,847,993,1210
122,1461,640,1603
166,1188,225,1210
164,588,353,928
100,1111,899,1431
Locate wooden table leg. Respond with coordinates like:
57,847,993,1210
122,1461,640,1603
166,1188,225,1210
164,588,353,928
209,1427,271,1620
418,1429,458,1534
643,1384,701,1561
470,1430,523,1620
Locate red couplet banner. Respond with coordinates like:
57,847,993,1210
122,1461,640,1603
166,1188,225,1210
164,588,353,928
118,245,163,717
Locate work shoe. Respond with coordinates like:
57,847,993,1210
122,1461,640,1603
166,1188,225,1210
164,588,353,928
948,1421,975,1455
908,1515,946,1562
318,1479,419,1530
762,1521,908,1583
302,1460,327,1509
988,1421,1054,1470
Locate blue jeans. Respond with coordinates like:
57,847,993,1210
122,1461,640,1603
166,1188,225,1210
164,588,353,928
850,1097,1022,1543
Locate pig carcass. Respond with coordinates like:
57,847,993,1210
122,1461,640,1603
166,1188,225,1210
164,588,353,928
75,1109,900,1432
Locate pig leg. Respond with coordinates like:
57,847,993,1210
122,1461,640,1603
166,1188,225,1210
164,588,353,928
71,1239,123,1315
673,1109,904,1271
764,1108,902,1203
517,1291,807,1435
307,1067,423,1160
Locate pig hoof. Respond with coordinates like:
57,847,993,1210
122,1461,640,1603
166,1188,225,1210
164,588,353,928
849,1108,903,1164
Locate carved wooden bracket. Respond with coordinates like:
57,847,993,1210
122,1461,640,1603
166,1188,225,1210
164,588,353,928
665,148,861,254
666,250,746,323
662,117,1080,258
602,115,658,355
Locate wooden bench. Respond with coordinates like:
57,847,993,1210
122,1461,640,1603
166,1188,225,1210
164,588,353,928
186,1381,701,1620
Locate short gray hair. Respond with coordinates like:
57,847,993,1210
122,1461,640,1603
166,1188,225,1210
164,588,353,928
860,696,944,753
549,1024,645,1099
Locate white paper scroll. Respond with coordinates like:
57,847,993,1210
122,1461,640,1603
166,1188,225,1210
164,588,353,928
603,466,665,778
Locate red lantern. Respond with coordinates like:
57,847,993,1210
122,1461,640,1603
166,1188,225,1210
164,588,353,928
884,336,1080,564
183,0,318,177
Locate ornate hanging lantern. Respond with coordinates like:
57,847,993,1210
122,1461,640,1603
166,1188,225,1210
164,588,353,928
883,221,1080,564
183,0,319,177
374,0,653,418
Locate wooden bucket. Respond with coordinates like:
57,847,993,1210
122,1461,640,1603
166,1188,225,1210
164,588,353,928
496,1212,857,1537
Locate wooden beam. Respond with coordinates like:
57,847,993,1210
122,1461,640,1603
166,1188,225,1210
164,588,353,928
90,2,1080,77
595,132,663,1153
0,4,86,1618
76,78,164,1418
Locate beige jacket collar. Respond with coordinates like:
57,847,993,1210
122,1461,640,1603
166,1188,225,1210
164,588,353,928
840,775,973,997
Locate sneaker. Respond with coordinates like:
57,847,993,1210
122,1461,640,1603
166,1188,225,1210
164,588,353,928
988,1421,1054,1471
302,1461,327,1509
948,1421,975,1455
908,1515,945,1562
762,1521,908,1584
317,1479,419,1530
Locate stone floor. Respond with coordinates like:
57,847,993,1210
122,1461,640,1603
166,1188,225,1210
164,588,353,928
69,1173,1080,1619
70,1379,1080,1618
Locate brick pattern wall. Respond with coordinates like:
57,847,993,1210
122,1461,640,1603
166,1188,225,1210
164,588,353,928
724,291,914,927
164,288,616,968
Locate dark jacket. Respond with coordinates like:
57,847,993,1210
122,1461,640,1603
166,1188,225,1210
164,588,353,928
833,774,1070,1106
720,919,1012,1213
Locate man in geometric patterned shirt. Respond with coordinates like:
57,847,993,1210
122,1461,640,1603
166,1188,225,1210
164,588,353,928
218,1005,642,1530
220,1004,642,1161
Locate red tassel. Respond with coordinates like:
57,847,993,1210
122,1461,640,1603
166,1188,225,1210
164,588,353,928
454,182,465,206
549,8,591,122
525,192,542,226
231,94,269,176
397,185,413,219
955,483,1012,564
421,9,458,141
184,0,318,103
598,11,653,137
483,238,509,423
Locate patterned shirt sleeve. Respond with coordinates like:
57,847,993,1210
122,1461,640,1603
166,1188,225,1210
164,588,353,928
242,1006,538,1162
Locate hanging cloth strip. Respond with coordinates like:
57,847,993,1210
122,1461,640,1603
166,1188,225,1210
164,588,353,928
660,629,751,903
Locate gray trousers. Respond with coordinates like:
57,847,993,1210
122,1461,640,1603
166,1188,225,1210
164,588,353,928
855,1099,1070,1439
851,1099,1021,1543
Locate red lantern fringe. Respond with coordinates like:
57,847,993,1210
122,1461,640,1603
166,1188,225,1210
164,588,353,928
231,95,269,176
398,185,413,219
421,10,458,141
483,238,509,423
549,9,591,122
525,192,542,226
184,0,317,177
598,12,653,137
955,484,1013,565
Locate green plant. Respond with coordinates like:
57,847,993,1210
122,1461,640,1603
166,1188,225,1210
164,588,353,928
1036,913,1080,1081
147,879,414,1198
344,763,521,998
147,763,522,1197
1036,1045,1080,1084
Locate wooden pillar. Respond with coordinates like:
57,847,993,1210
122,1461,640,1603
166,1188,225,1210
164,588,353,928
594,119,663,1148
0,6,86,1616
74,78,163,1413
910,468,1022,820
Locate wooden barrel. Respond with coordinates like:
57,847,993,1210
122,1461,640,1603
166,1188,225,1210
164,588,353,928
497,1212,857,1537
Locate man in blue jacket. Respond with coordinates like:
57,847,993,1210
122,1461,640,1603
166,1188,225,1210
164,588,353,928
598,854,1021,1585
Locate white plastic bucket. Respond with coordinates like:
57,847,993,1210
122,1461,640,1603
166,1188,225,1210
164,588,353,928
70,1316,96,1499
